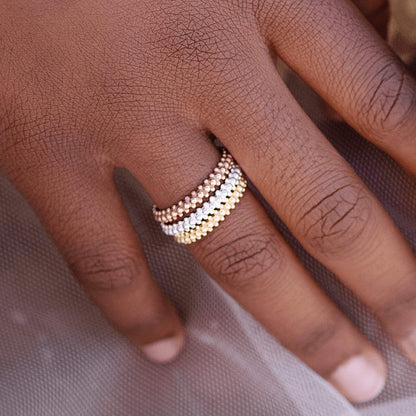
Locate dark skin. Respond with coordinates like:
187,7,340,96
1,0,415,403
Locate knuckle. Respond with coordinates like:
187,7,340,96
296,182,375,257
358,61,416,138
148,2,246,92
67,242,143,291
154,7,221,63
196,228,284,291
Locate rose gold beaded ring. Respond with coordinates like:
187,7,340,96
152,149,247,244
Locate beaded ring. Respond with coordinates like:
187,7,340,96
174,178,247,244
160,166,243,236
153,149,247,244
152,150,234,223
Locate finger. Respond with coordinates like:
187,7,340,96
7,162,185,363
351,0,390,37
190,191,387,404
123,131,386,403
322,0,390,118
201,51,416,368
259,0,416,175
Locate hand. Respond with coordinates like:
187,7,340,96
1,0,415,404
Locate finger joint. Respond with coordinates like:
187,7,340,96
357,60,416,140
67,244,143,291
196,230,284,292
296,182,375,258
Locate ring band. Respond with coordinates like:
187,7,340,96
152,150,233,223
160,166,243,236
153,149,247,244
174,178,247,244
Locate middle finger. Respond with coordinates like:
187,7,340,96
201,47,416,365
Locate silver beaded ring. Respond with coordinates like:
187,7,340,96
160,166,243,236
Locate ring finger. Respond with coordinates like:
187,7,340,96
121,128,387,403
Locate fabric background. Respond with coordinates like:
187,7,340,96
1,2,416,415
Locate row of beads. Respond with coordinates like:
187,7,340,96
160,166,243,236
174,178,247,244
152,150,234,224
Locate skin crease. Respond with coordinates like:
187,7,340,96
322,0,390,117
1,0,416,404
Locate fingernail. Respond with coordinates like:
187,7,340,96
328,352,386,403
141,335,185,363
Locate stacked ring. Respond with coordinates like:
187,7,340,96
152,149,234,223
161,166,244,236
174,178,247,244
153,150,247,245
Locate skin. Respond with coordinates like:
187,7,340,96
1,0,415,403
